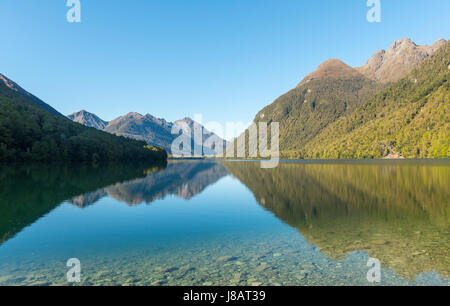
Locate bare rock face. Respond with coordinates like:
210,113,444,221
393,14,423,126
298,59,363,87
357,38,447,83
67,110,108,130
104,112,175,150
427,38,447,53
0,74,19,91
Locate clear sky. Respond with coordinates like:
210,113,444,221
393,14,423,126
0,0,449,134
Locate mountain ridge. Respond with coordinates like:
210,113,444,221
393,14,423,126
356,38,447,83
236,37,448,159
67,110,108,130
104,112,175,150
0,73,65,117
300,40,450,159
68,110,228,155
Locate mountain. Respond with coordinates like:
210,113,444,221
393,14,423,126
298,59,364,86
0,73,64,117
243,62,383,155
0,75,167,162
236,38,448,159
69,111,228,155
104,112,174,150
302,40,450,159
357,38,447,83
67,110,108,130
173,117,228,156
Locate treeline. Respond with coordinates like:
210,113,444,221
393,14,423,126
0,84,167,162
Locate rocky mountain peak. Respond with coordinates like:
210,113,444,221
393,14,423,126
124,112,143,118
357,38,447,83
175,117,195,125
430,38,447,52
389,37,416,51
67,110,108,130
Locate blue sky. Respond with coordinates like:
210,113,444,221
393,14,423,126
0,0,449,132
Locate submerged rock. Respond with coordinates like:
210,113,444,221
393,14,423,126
217,256,236,262
255,265,270,273
155,266,179,273
371,240,388,245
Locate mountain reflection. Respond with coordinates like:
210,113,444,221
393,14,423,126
0,161,227,245
1,160,448,282
225,161,449,280
0,162,166,245
68,161,228,207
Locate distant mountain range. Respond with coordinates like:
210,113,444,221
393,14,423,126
240,38,449,159
67,110,227,155
3,37,447,160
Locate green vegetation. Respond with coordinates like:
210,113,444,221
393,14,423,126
253,77,384,152
225,161,449,279
299,41,450,159
0,162,166,244
0,83,167,162
241,41,449,160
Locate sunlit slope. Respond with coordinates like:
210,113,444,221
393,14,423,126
302,41,450,159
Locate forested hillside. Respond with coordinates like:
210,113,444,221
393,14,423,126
301,41,449,159
0,79,167,162
237,38,448,160
253,75,384,152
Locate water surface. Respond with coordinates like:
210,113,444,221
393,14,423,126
0,160,448,286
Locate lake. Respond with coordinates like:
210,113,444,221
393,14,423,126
0,160,448,286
